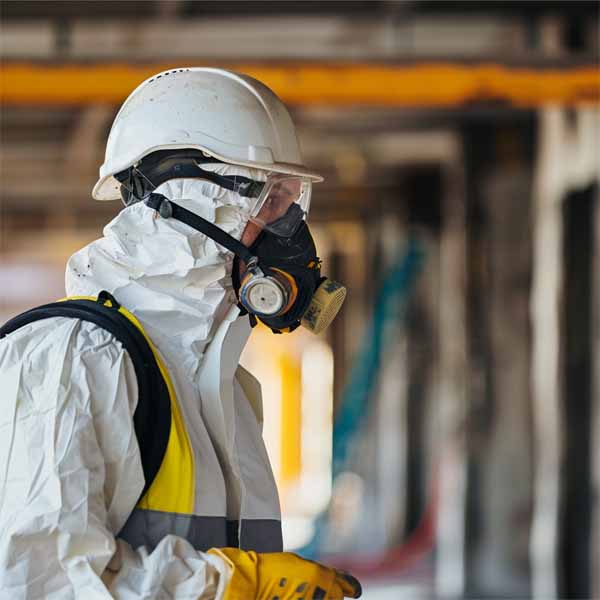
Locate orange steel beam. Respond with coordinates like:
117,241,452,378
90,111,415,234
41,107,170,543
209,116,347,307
1,62,598,107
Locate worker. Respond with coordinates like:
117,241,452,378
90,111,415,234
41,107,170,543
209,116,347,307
0,68,360,600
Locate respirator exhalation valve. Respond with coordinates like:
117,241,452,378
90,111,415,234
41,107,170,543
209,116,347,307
239,267,297,317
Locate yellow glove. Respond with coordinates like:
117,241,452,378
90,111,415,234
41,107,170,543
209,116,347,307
208,547,362,600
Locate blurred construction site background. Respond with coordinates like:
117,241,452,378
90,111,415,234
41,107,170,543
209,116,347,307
1,1,599,598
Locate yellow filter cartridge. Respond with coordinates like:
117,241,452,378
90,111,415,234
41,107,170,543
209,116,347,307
301,279,347,335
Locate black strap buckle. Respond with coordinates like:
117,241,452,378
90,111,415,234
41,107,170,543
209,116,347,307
97,290,121,309
144,193,173,218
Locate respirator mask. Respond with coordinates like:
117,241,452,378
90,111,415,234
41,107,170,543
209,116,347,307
115,150,346,334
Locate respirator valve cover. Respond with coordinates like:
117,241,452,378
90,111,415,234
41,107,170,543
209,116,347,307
239,266,299,318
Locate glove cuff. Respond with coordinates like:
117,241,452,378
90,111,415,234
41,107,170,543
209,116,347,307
208,547,259,600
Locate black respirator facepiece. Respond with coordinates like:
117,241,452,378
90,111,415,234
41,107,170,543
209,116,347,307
232,214,323,333
115,153,346,335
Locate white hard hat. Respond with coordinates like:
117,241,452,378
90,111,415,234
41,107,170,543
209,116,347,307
92,67,322,201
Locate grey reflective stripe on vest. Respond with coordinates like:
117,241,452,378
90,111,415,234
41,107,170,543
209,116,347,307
119,507,283,553
236,518,283,553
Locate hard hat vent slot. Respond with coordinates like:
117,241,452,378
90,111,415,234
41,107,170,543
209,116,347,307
148,69,189,84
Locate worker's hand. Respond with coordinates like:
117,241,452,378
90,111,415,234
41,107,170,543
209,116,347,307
208,547,362,600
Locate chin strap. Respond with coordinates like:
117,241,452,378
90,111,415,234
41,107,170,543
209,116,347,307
143,193,257,266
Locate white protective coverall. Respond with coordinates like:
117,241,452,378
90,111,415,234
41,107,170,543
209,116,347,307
0,166,282,600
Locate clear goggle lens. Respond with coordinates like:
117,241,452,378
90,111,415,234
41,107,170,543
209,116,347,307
247,174,311,237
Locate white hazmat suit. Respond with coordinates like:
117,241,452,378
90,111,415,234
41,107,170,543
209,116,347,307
0,166,282,600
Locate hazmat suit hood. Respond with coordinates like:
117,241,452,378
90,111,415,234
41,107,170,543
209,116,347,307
66,164,265,379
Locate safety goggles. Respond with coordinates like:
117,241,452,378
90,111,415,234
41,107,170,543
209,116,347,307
245,173,311,237
115,151,311,237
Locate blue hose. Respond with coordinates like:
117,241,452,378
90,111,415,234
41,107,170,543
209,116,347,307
300,236,425,557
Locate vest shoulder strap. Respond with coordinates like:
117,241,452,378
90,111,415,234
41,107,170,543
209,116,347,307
0,290,171,504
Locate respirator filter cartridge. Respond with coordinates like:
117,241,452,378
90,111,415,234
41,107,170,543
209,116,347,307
301,279,347,335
